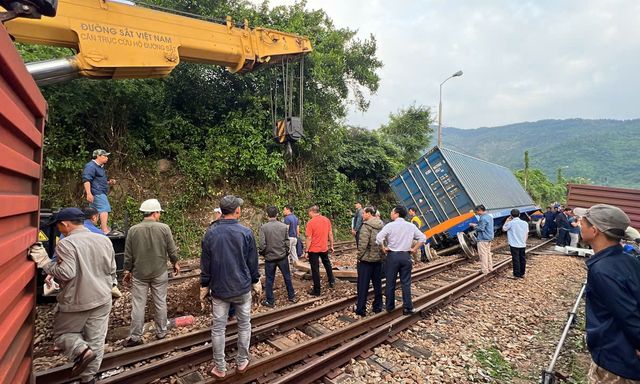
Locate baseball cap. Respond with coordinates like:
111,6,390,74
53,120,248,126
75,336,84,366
92,149,110,158
573,204,630,240
219,195,243,215
45,207,86,226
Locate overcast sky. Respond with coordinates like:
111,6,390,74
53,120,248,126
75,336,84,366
251,0,640,129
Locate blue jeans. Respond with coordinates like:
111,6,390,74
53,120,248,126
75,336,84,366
264,258,295,303
211,291,251,372
355,260,383,314
385,251,413,311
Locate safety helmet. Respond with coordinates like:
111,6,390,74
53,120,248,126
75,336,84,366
139,199,164,213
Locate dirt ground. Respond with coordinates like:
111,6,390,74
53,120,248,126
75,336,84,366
343,252,591,383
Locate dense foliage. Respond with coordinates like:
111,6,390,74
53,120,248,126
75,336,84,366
19,0,433,255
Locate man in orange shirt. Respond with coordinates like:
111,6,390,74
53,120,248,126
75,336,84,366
304,205,335,296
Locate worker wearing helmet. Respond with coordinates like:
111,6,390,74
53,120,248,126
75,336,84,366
122,199,180,347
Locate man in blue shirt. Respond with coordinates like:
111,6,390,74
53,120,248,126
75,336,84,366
283,205,300,266
542,206,556,238
574,204,640,383
82,149,116,234
502,209,529,278
555,208,573,247
470,205,494,274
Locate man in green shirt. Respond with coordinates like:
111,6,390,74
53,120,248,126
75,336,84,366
122,199,180,347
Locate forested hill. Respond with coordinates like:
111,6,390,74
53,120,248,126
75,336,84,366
442,118,640,188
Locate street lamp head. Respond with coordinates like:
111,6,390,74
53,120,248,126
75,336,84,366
453,70,463,77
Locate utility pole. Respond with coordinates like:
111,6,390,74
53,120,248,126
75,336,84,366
524,151,530,193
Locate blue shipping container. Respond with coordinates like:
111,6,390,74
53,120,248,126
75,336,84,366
390,146,537,235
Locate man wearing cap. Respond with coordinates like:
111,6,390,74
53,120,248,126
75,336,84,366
122,199,180,347
200,195,261,378
574,204,640,383
49,207,121,298
469,204,494,274
28,208,116,383
82,149,116,234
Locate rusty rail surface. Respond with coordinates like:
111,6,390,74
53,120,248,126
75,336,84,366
36,256,464,384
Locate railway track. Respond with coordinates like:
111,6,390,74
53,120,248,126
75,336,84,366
167,241,357,284
35,254,464,384
38,238,551,384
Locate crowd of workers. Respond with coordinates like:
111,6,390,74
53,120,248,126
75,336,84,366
25,149,640,383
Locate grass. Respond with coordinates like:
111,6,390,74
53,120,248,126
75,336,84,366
473,346,520,382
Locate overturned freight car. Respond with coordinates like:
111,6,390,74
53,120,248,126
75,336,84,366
390,146,539,256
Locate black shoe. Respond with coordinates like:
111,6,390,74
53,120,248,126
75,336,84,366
328,281,335,288
289,296,299,303
261,300,275,308
386,307,394,313
71,348,96,377
403,309,415,316
372,309,383,314
122,338,143,348
353,307,366,317
307,289,321,297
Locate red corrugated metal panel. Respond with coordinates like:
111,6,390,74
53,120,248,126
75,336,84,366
0,23,47,384
567,184,640,229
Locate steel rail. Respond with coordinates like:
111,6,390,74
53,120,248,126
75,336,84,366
35,298,322,384
39,256,465,384
97,257,465,384
272,239,555,384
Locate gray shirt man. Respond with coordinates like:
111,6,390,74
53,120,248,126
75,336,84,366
259,219,290,262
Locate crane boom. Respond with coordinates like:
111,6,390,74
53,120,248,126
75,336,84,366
3,0,312,82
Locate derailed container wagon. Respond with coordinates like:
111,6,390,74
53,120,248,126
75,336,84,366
389,146,539,257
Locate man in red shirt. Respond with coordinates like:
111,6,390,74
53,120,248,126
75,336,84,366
304,205,335,296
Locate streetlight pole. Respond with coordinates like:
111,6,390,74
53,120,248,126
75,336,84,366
438,70,463,147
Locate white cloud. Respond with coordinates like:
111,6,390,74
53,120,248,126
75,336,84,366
251,0,640,128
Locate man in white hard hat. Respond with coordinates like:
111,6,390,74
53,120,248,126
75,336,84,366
122,199,180,347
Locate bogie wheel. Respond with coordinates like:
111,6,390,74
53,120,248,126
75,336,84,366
457,231,478,259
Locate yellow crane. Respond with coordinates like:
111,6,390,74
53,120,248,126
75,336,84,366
2,0,312,84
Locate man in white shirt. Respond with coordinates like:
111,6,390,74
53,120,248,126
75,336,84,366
376,205,426,315
502,209,529,278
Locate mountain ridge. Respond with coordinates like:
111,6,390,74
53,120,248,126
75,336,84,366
442,118,640,188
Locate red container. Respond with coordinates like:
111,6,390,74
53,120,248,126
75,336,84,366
0,23,47,384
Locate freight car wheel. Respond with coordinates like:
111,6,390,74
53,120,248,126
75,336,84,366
457,232,478,259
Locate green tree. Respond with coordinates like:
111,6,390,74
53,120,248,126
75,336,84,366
16,0,385,249
514,168,566,206
380,104,433,167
